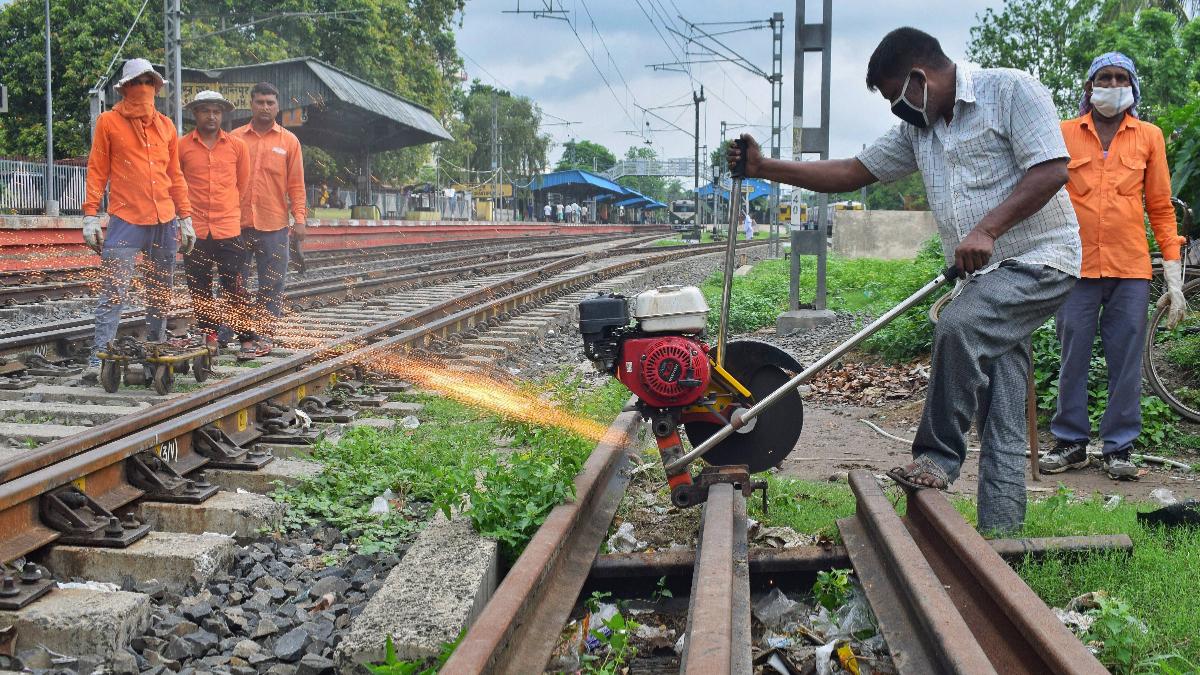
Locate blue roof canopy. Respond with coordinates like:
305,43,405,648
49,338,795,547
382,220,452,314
532,170,627,194
696,178,772,202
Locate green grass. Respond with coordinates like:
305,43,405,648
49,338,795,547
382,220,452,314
273,371,630,559
698,236,946,360
755,477,1200,672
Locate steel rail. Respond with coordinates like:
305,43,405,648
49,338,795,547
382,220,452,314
679,482,751,675
0,242,760,563
837,470,1108,674
442,408,643,673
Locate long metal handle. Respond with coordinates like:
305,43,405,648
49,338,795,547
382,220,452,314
667,264,959,473
717,140,749,368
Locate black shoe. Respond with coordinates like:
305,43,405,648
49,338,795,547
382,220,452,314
1039,440,1090,474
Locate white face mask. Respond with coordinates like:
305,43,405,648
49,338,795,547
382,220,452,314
1090,86,1135,117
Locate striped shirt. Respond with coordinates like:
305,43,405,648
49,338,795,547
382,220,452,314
857,64,1081,277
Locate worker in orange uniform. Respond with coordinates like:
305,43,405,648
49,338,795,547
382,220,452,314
178,90,253,351
80,58,195,381
231,81,306,359
1041,52,1187,480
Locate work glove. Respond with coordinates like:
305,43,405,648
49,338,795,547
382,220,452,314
1158,259,1188,330
82,215,105,253
178,217,196,255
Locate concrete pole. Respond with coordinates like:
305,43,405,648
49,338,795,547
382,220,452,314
44,0,58,216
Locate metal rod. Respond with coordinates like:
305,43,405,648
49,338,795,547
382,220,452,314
668,264,958,473
43,0,57,217
716,176,742,367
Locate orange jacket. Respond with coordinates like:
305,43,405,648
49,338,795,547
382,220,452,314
1061,113,1182,279
83,108,191,224
231,122,306,232
179,129,250,240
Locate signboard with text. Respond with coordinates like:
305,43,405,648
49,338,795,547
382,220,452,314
157,82,255,110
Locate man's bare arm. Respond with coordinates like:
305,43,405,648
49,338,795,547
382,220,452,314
727,134,877,193
954,158,1068,273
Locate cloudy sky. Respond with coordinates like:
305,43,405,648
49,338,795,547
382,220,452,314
455,0,1006,177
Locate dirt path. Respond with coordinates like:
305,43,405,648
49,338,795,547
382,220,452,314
778,402,1200,502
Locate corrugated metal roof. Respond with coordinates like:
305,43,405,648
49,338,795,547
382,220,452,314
532,170,627,194
302,60,451,143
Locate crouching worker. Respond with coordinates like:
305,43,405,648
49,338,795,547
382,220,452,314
179,90,256,351
81,58,195,381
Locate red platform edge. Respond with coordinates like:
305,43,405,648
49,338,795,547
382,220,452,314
0,216,643,272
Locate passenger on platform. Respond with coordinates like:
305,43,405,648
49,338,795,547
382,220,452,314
543,202,552,222
178,90,255,351
582,204,589,223
80,58,195,382
742,212,755,240
730,27,1081,534
556,203,564,222
231,82,306,360
1040,53,1186,481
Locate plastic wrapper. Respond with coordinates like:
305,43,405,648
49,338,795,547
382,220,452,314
753,587,804,630
606,522,647,553
400,415,420,430
1150,488,1178,506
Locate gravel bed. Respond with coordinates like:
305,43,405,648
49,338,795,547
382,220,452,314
15,527,403,674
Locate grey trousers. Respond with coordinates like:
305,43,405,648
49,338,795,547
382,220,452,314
913,261,1075,533
1051,278,1149,455
91,216,178,364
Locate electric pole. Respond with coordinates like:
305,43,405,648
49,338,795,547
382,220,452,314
693,85,705,224
44,0,58,216
769,12,784,256
164,0,182,133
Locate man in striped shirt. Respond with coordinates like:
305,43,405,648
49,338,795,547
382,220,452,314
729,27,1080,533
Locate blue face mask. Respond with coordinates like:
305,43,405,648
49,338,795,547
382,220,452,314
890,69,930,128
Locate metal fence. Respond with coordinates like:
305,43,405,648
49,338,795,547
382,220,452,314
0,159,89,214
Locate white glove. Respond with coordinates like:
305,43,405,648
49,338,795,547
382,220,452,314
178,217,196,255
82,215,105,252
1158,259,1187,329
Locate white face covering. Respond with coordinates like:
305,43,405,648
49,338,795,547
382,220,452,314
1090,86,1135,117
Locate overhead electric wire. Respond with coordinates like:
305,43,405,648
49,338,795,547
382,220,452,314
92,0,154,91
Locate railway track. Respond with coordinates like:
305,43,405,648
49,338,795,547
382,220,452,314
445,420,1124,674
0,236,763,631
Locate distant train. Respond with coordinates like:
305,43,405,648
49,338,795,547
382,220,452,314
670,199,697,229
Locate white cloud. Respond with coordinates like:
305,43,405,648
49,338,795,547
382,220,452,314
456,0,1006,179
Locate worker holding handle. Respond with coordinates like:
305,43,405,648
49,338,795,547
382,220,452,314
1040,52,1186,480
729,27,1080,534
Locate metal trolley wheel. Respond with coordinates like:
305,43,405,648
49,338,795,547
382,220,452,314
99,361,121,393
192,354,211,382
152,365,175,396
1143,277,1200,422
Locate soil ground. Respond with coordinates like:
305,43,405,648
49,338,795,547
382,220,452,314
780,399,1200,502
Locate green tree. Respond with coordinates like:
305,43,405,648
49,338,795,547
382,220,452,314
555,139,616,173
0,0,465,185
446,82,549,185
617,145,668,202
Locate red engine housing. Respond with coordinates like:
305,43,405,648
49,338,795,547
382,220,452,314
615,335,711,408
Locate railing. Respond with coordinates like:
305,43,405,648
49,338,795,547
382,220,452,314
0,159,89,214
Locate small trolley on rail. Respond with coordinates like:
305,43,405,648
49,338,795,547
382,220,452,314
96,335,217,395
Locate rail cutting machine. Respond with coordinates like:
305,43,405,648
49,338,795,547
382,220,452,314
578,139,958,508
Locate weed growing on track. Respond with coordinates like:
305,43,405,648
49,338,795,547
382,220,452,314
757,477,1200,672
274,373,630,559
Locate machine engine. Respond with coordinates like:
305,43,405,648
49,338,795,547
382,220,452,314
580,285,713,408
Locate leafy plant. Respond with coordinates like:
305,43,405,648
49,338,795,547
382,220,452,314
1083,594,1148,672
813,568,853,612
368,632,462,675
651,576,674,603
580,591,639,675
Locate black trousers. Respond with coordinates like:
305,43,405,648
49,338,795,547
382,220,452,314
184,235,254,341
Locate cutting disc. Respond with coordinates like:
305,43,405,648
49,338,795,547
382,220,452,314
684,340,804,473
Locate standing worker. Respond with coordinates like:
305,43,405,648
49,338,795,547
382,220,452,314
729,27,1081,533
178,90,254,351
543,202,551,222
1040,53,1186,480
231,82,306,359
80,58,195,380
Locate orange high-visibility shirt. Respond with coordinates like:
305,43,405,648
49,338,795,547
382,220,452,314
178,129,250,240
1060,113,1182,279
232,122,306,232
83,109,191,224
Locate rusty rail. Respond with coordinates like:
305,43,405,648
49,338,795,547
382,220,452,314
837,470,1108,674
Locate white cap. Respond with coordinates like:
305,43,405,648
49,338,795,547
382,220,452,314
185,90,234,112
116,58,166,90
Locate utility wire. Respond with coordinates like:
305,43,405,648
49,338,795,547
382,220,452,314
91,0,154,91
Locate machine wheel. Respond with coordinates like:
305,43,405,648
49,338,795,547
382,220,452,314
176,357,190,375
152,365,174,396
193,354,211,382
99,361,121,393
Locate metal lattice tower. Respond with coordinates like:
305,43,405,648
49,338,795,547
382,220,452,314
768,12,784,255
164,0,182,133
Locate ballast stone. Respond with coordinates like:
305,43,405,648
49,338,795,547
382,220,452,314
334,513,498,667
